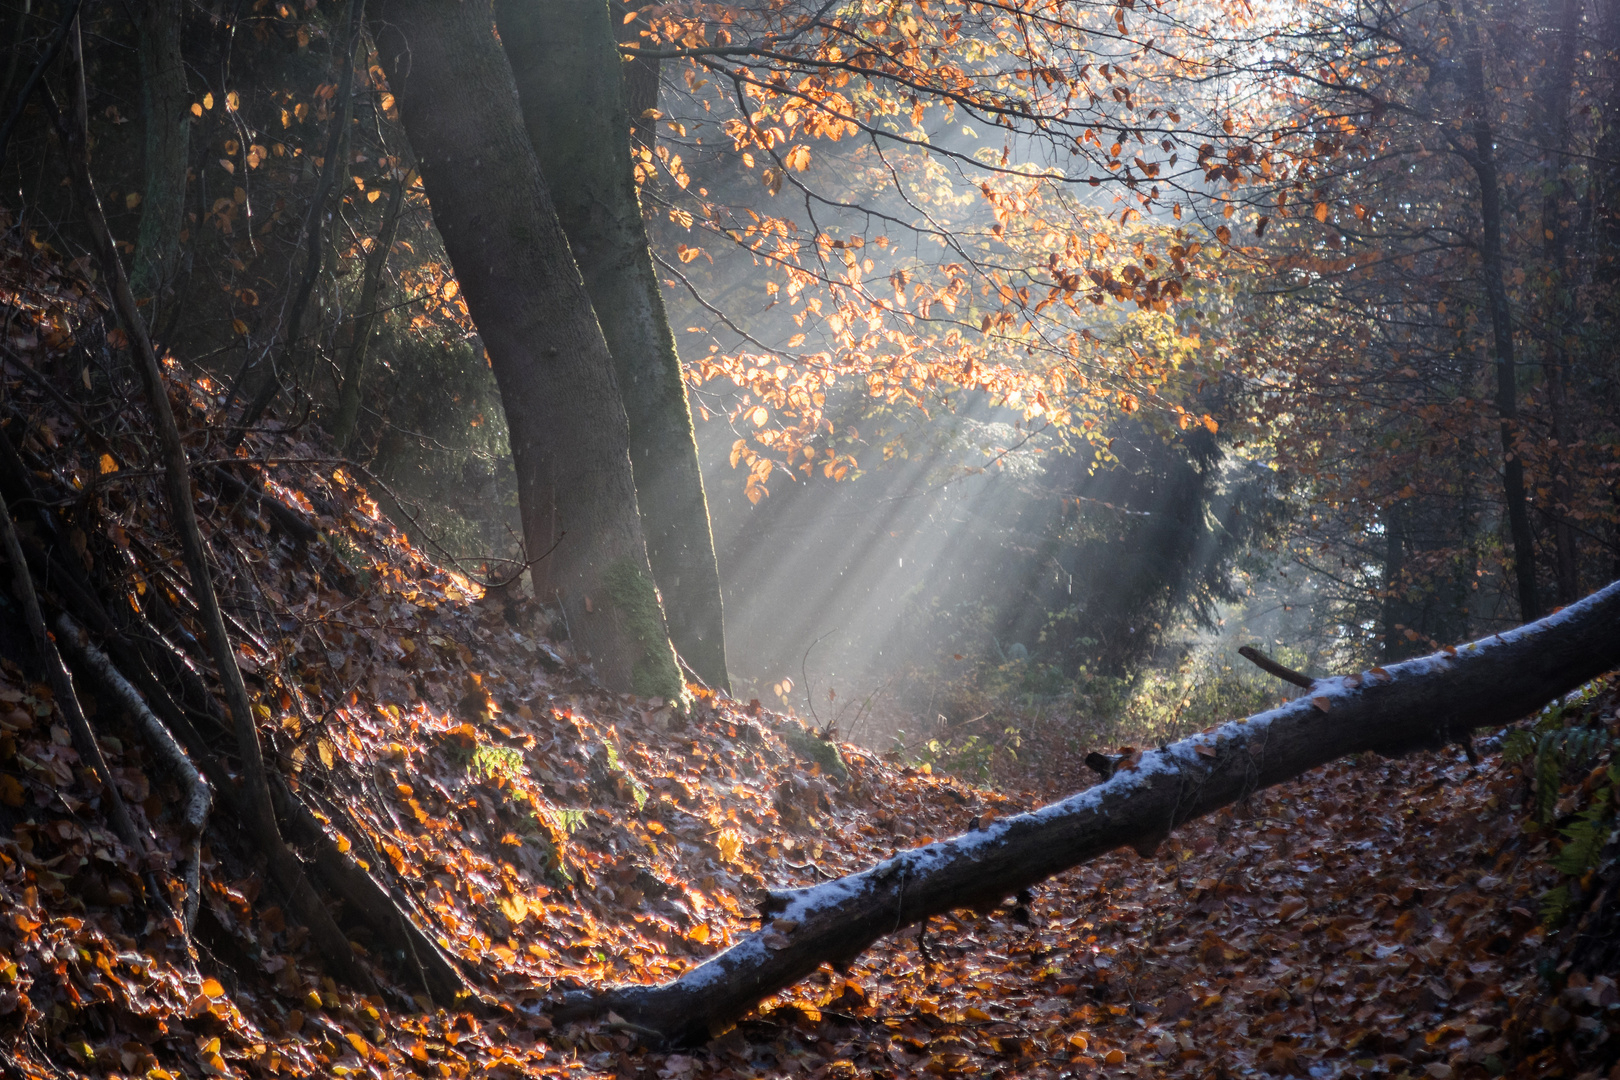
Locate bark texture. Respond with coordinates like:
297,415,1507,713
497,0,729,689
370,0,682,698
554,579,1620,1045
130,0,189,313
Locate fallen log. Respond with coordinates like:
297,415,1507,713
555,579,1620,1045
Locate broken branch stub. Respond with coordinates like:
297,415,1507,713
556,580,1620,1045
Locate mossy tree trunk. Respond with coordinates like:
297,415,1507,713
369,0,682,699
130,0,189,318
496,0,730,690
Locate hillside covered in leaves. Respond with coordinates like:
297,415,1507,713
2,239,1619,1080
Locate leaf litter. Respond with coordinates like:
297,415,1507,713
0,239,1617,1079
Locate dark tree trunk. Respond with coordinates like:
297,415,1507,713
1539,0,1582,605
1459,11,1540,621
614,0,662,158
129,0,189,319
369,0,682,698
496,0,730,690
553,579,1620,1045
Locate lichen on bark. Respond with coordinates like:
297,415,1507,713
604,559,685,701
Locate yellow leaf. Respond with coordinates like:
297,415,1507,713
717,829,744,863
202,92,215,111
232,318,249,336
191,103,203,118
499,895,528,923
124,192,142,210
749,406,769,427
367,190,381,203
225,90,240,112
317,738,335,769
97,454,118,475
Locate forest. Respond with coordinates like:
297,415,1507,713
1,0,1620,1077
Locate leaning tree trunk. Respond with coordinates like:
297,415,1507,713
496,0,730,690
129,0,189,318
551,579,1620,1045
369,0,682,699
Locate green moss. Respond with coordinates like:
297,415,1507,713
603,558,685,702
782,721,849,782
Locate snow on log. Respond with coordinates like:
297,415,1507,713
554,579,1620,1045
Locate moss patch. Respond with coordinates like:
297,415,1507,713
781,721,849,782
603,558,685,702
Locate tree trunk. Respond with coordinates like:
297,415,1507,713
231,0,363,442
1380,500,1408,661
552,578,1620,1045
1538,0,1582,605
496,0,730,690
369,0,683,698
129,0,189,319
1459,11,1541,621
613,0,662,158
332,168,405,453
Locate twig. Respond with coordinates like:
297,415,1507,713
1237,645,1315,689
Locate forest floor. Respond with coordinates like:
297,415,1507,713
1,240,1617,1080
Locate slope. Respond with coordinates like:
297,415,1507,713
0,236,1616,1079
